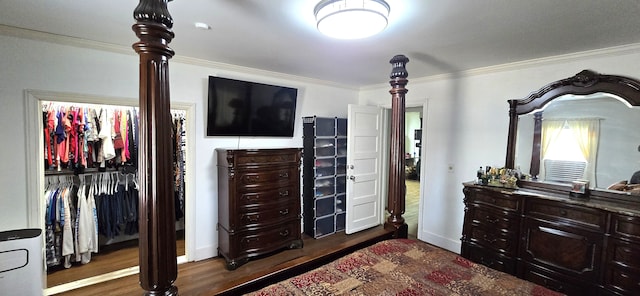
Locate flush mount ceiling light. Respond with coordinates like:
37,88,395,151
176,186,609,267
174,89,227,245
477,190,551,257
314,0,390,39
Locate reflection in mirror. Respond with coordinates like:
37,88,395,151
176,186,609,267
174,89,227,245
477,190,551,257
505,70,640,197
516,93,640,193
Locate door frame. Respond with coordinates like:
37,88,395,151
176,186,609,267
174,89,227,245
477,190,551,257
378,102,426,236
24,89,195,293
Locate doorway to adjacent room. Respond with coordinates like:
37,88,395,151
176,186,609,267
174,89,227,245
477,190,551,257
404,106,422,237
380,105,423,238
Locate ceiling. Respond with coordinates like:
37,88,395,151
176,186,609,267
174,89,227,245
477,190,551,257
1,0,640,87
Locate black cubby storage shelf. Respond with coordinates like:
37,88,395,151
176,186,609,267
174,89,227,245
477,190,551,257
302,116,347,238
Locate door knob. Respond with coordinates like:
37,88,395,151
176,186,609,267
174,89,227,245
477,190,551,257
349,165,354,169
349,175,356,181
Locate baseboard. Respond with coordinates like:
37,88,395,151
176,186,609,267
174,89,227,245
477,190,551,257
418,231,461,254
193,245,217,261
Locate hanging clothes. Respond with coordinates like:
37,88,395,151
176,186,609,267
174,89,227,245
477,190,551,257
172,111,186,220
98,108,116,162
92,172,140,240
44,175,77,269
44,107,56,169
43,104,144,174
61,183,74,268
42,101,186,271
75,177,98,265
44,184,62,267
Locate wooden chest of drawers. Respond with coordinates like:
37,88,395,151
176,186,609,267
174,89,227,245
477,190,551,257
605,214,640,295
217,148,303,270
462,183,640,296
461,186,523,274
520,197,605,289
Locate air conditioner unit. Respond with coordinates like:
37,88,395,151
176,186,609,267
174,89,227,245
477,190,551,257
0,229,44,296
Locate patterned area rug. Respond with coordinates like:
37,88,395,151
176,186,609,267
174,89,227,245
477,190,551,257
247,239,563,296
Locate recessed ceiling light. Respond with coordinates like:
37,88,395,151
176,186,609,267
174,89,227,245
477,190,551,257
194,22,211,30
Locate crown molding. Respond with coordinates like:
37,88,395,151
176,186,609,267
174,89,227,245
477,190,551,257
4,24,637,93
458,43,640,79
360,43,640,91
0,24,133,56
0,24,357,91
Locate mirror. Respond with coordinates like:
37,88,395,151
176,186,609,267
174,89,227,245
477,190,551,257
505,70,640,195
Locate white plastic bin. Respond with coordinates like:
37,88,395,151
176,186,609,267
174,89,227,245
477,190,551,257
0,229,44,296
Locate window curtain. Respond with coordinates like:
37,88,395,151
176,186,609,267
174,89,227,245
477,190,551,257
540,120,565,180
567,119,600,186
540,119,566,180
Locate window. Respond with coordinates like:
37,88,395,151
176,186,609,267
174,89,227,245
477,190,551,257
544,125,586,162
541,119,600,183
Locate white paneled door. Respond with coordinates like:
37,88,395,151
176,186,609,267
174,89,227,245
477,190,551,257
345,104,383,234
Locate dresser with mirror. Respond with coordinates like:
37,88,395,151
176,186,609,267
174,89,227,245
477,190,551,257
462,70,640,296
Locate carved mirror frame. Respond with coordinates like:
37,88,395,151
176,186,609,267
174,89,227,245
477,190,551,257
505,69,640,200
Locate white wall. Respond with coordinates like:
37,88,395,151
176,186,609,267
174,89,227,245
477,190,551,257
0,33,359,261
359,47,640,252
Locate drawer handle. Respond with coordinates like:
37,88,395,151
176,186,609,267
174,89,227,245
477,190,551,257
279,229,290,237
244,237,259,244
486,216,499,223
243,214,260,222
279,172,289,178
483,235,497,243
245,175,260,183
244,194,259,202
279,209,290,215
279,190,289,197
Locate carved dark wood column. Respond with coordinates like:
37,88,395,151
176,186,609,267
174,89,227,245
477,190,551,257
385,55,409,238
132,1,178,295
529,111,543,179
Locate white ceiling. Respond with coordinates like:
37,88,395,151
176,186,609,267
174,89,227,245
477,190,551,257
1,0,640,87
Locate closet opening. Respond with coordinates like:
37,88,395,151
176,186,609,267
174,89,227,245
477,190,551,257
24,91,194,295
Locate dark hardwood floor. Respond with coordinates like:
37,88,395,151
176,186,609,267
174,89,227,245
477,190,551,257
48,232,185,288
52,226,393,295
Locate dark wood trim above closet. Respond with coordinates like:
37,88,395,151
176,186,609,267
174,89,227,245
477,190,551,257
132,0,178,295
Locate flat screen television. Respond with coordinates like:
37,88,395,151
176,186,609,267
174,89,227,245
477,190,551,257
206,76,298,137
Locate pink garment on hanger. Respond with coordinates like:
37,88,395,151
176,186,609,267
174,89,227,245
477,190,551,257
46,110,56,166
57,107,71,164
113,110,124,150
120,109,128,162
